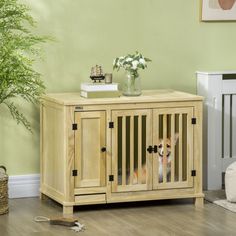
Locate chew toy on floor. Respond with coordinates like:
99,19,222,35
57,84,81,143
34,216,85,232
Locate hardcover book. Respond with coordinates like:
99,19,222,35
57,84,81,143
80,83,119,92
80,90,120,98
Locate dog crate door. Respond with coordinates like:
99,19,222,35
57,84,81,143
152,107,194,190
74,111,106,189
111,109,152,193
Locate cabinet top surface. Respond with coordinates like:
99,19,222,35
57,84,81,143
41,90,203,106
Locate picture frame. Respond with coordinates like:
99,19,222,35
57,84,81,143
202,0,236,21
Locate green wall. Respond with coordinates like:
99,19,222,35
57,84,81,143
1,0,236,175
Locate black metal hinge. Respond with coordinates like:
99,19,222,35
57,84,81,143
191,118,197,125
72,170,78,176
72,123,78,130
109,122,114,129
109,175,114,181
191,170,196,177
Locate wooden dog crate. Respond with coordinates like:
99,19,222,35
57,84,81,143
197,71,236,190
40,90,204,214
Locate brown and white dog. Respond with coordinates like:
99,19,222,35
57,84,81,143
158,133,179,182
133,134,179,184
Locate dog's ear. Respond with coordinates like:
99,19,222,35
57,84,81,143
174,133,179,144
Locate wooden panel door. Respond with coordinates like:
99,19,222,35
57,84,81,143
74,111,106,189
152,107,194,190
111,109,152,193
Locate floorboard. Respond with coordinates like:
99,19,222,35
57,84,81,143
0,198,236,236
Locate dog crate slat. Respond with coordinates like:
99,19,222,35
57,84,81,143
138,115,142,185
162,114,167,184
187,111,192,183
171,114,175,183
188,113,191,181
122,117,126,186
182,114,188,181
153,112,159,188
146,113,152,190
129,116,134,185
179,113,183,182
142,115,147,184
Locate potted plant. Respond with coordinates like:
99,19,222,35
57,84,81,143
0,0,49,131
113,52,151,96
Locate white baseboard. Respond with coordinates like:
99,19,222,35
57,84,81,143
8,174,40,199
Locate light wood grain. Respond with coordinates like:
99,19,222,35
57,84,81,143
42,90,203,106
105,109,112,201
40,90,204,214
146,111,153,191
40,102,66,204
65,100,202,113
75,194,106,205
129,116,134,185
122,117,126,186
1,198,236,236
152,107,195,190
163,113,167,184
193,101,203,195
153,111,159,189
111,112,118,193
179,113,183,182
138,115,142,185
74,111,106,189
171,114,175,183
65,106,75,202
111,110,152,193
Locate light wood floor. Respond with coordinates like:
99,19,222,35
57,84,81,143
0,198,236,236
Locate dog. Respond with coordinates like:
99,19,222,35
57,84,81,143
158,133,179,182
132,134,179,184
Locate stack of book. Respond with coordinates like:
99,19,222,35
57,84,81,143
80,83,120,98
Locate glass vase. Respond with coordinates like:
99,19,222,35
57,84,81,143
123,72,142,96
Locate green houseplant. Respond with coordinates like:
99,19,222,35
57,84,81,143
0,0,49,131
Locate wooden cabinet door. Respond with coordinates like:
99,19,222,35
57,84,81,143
111,109,152,193
152,107,194,190
74,111,106,189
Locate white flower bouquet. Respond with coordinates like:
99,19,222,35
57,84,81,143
113,51,151,78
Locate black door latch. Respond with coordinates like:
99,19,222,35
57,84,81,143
147,145,158,153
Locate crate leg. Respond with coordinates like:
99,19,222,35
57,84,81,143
39,193,47,200
63,206,74,216
195,197,204,208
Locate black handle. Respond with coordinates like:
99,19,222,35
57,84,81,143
147,146,153,153
147,145,158,154
101,147,107,152
0,166,7,173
